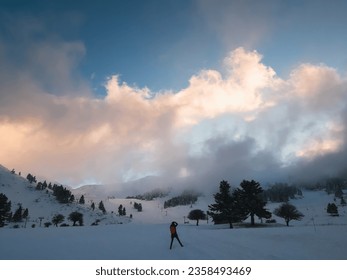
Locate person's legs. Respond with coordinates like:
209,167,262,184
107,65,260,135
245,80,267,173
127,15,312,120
176,235,183,247
170,236,174,249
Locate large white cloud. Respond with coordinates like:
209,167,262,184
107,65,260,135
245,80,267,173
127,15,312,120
1,43,347,187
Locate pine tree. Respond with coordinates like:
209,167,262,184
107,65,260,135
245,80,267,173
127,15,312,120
327,203,339,216
79,195,85,204
134,202,142,212
238,180,272,225
91,202,95,211
0,193,12,227
99,201,106,214
274,203,304,226
53,185,72,204
122,207,126,216
22,208,29,219
118,204,123,216
208,180,247,228
12,205,23,223
26,173,37,184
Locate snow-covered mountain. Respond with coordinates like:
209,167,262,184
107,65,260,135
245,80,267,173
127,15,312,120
0,164,129,227
1,163,347,260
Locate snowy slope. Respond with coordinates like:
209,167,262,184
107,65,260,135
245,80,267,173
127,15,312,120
0,165,129,227
1,164,347,260
0,221,346,260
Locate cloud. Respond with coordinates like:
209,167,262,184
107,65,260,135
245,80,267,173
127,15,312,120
1,28,347,189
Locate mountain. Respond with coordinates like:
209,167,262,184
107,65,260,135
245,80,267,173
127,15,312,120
73,175,171,198
0,164,129,227
1,163,347,260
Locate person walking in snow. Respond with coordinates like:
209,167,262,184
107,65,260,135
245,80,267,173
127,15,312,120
170,221,183,249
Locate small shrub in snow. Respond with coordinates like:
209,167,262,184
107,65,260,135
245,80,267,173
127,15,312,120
327,203,339,216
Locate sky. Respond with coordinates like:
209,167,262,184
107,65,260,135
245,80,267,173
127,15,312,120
1,0,347,189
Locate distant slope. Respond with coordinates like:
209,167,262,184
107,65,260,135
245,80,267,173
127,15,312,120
0,164,129,227
2,163,346,228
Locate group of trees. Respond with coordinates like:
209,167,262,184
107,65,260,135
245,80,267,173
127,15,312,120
208,180,305,228
325,177,346,195
12,205,29,223
262,183,302,202
133,202,143,212
51,212,83,227
164,190,200,209
1,193,31,227
127,188,169,201
52,185,73,204
118,204,126,216
27,173,75,205
89,200,108,214
26,173,37,184
208,180,272,228
36,181,52,191
0,193,11,227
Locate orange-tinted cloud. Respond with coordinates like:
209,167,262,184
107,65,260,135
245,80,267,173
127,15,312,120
1,46,347,187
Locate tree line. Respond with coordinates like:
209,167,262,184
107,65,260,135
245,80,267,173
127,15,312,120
186,179,306,228
164,190,200,209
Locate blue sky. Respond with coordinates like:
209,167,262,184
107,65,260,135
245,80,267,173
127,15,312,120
2,0,347,93
1,0,347,187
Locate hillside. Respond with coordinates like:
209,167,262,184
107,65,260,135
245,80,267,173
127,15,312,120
1,164,347,260
0,165,129,227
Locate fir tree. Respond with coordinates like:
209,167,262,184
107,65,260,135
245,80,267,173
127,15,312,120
22,208,29,219
79,195,85,204
238,180,272,225
26,173,37,184
122,207,126,216
208,180,247,228
134,202,143,212
118,204,123,216
327,203,339,216
52,185,72,204
91,202,95,211
0,193,12,227
99,201,106,214
12,205,23,223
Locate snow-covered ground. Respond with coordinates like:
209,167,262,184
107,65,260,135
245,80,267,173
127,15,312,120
1,221,346,260
1,164,346,260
